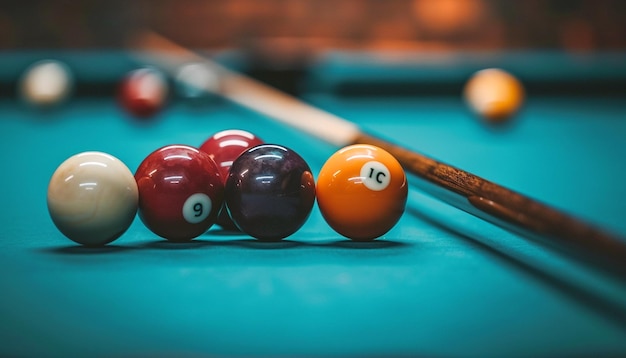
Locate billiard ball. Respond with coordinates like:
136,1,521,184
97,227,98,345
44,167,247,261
199,129,264,230
199,129,265,180
199,130,264,229
463,68,525,123
20,60,73,107
316,144,408,241
224,144,316,241
118,67,168,118
175,62,220,102
47,152,138,246
135,145,224,241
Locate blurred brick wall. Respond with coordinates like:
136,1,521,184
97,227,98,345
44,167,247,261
1,0,625,52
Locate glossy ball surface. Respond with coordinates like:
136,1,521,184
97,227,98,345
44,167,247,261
317,144,408,241
225,144,315,241
463,68,525,123
20,60,73,107
47,152,138,246
135,145,224,241
199,129,264,229
119,68,168,118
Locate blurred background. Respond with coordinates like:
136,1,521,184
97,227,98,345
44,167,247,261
1,0,625,94
2,0,625,51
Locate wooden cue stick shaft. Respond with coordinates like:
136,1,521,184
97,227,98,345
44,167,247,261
131,31,626,271
356,133,626,266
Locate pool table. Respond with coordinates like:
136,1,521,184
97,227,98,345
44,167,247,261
1,50,626,357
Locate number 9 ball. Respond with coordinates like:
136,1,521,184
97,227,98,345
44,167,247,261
135,145,224,241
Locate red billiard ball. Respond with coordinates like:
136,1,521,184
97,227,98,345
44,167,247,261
199,129,264,178
118,68,168,118
316,144,408,241
225,144,316,241
135,145,224,241
199,129,264,229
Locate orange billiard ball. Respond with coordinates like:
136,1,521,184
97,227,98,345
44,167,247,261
463,68,525,123
316,144,408,241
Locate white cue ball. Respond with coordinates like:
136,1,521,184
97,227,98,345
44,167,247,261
20,60,73,107
175,62,220,99
47,152,138,246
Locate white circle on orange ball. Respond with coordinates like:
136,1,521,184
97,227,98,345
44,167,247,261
360,161,391,191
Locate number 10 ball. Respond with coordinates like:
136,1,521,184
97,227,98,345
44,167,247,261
135,145,224,241
316,144,408,241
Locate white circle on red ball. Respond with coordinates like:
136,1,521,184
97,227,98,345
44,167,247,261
182,193,212,223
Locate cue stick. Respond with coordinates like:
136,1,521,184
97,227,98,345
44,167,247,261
130,31,626,272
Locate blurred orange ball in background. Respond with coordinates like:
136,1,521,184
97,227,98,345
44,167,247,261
463,68,525,123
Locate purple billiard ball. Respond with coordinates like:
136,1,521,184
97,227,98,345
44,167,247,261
224,144,316,241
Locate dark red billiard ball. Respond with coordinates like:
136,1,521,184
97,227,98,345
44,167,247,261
118,68,168,118
199,129,264,230
135,145,224,241
224,144,316,241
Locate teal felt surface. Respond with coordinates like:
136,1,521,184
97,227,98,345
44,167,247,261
1,88,626,356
